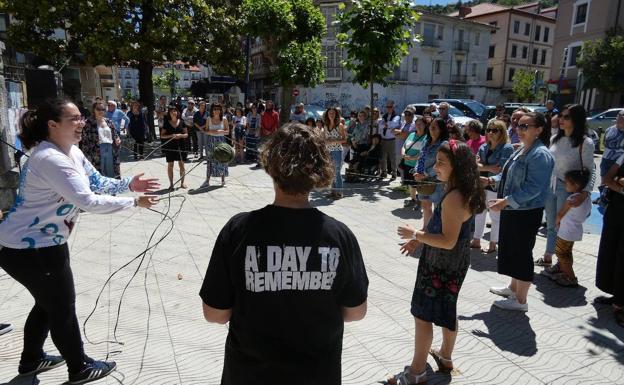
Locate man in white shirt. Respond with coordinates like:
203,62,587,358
182,99,198,158
379,100,401,179
290,103,308,123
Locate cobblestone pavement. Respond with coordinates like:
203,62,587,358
1,150,622,385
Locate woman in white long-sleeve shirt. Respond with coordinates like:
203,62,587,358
0,98,159,385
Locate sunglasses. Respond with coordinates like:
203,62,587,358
404,112,413,116
386,106,393,108
486,128,501,133
517,123,536,131
561,114,571,120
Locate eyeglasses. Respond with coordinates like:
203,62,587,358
386,106,393,109
62,115,86,123
439,107,448,110
486,128,501,134
561,114,571,120
517,123,536,131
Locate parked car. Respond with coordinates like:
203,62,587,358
587,108,623,135
289,104,326,122
430,98,486,121
406,103,474,129
480,105,498,124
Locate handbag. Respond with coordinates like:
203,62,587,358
398,134,422,171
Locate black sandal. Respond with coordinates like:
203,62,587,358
429,350,453,373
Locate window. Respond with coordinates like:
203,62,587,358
540,49,547,65
423,23,436,45
511,44,517,58
434,60,441,74
437,25,444,40
321,6,338,39
575,3,588,25
513,20,520,33
489,21,497,33
322,45,343,78
535,25,541,41
524,23,530,36
532,49,538,65
414,22,421,34
474,32,480,46
543,27,550,42
412,57,419,73
456,60,462,75
508,68,516,82
471,63,477,77
487,67,493,81
569,45,581,67
522,46,528,59
488,45,495,58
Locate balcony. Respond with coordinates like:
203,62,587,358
388,70,408,82
454,41,470,52
451,74,467,84
421,38,440,48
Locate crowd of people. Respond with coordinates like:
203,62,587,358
2,94,623,385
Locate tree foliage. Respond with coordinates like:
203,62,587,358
336,0,418,119
576,28,624,94
1,0,244,126
241,0,325,122
511,69,536,102
153,69,181,97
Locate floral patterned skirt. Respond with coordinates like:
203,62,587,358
410,238,470,331
206,135,229,177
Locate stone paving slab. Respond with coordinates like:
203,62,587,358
1,151,623,385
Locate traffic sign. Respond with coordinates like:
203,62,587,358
293,89,299,97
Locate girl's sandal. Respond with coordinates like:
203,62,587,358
554,274,578,287
385,366,427,385
534,257,552,267
429,350,454,373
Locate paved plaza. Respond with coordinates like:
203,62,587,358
1,149,623,385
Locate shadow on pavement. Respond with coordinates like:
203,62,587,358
459,307,537,357
188,185,223,195
533,274,588,308
585,302,624,365
0,375,40,385
468,249,498,273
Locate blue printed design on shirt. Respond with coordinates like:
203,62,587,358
56,204,74,216
21,237,35,249
84,160,131,194
4,161,30,220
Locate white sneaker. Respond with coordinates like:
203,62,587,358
489,286,513,297
493,297,528,312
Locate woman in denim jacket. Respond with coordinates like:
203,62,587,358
486,112,554,312
472,119,514,253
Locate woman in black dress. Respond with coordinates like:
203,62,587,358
596,155,624,326
126,101,148,159
160,105,188,190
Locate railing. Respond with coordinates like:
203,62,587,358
451,74,467,84
421,38,440,48
454,41,470,52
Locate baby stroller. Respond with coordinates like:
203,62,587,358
345,134,381,183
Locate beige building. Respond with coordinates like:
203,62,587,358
551,0,624,109
451,2,555,100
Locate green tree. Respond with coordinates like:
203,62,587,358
241,0,325,124
577,28,624,95
2,0,243,132
153,69,181,98
512,69,536,102
336,0,418,131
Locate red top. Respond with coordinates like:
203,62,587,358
467,135,486,154
260,110,280,136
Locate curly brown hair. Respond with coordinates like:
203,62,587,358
260,123,335,195
438,140,486,215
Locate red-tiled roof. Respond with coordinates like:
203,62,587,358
449,3,509,18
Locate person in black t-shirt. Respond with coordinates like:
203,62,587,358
199,123,369,385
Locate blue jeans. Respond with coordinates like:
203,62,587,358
331,150,343,191
99,143,114,178
544,179,571,255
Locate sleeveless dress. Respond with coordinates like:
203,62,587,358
206,119,229,177
411,191,472,331
162,119,187,162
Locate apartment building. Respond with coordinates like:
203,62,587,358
451,3,555,100
118,62,210,99
551,0,624,109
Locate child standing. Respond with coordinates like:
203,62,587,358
543,169,592,287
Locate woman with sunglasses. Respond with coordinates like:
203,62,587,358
161,105,188,190
0,98,159,384
472,119,513,253
200,103,229,188
536,104,595,286
487,112,554,311
79,101,121,178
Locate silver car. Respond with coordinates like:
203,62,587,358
587,108,623,135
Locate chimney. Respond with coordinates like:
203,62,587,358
458,6,472,19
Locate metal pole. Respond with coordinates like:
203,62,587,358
245,35,251,102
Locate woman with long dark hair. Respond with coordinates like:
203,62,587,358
488,112,555,311
200,103,229,188
323,106,346,199
413,118,450,229
0,98,158,384
79,101,121,178
390,140,486,385
536,104,595,284
160,105,188,190
126,100,148,160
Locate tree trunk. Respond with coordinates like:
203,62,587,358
369,72,374,136
280,84,294,127
137,60,155,138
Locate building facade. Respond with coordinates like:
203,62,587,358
451,3,555,101
551,0,624,109
118,62,210,100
